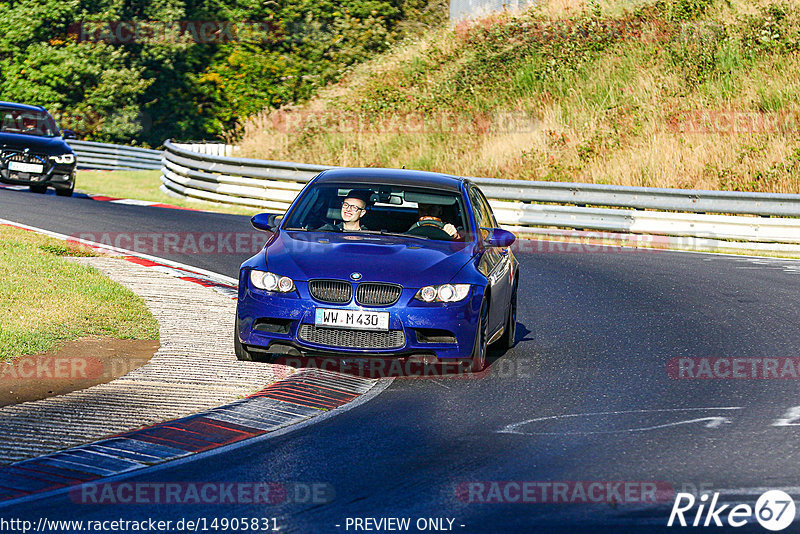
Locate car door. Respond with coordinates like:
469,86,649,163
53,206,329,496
468,186,511,334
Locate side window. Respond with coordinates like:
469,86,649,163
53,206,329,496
476,189,498,227
468,188,488,229
469,187,496,229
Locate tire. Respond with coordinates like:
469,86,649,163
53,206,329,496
29,184,47,194
496,283,517,351
55,185,74,197
234,317,254,361
470,300,489,372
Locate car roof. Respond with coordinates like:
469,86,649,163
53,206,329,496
313,167,465,192
0,101,47,112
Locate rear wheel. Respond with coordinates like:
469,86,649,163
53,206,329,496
496,282,517,351
29,184,47,194
470,301,489,372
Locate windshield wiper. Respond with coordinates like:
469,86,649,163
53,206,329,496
284,227,308,231
345,229,423,238
378,230,428,239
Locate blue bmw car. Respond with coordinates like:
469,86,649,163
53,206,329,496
235,168,519,371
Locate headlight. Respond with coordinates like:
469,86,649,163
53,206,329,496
50,154,75,165
415,284,470,303
250,270,295,292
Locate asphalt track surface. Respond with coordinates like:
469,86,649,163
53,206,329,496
3,188,800,533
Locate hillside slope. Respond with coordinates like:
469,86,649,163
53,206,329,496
234,0,800,193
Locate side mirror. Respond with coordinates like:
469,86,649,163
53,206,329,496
252,213,282,232
61,129,77,140
483,228,516,248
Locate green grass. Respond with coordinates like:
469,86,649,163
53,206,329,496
0,226,159,361
76,170,264,216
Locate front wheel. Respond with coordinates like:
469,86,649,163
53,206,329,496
470,301,489,372
234,317,254,361
55,185,74,197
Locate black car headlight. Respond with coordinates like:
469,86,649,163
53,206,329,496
250,270,295,292
414,284,470,303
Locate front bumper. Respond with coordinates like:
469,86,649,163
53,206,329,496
237,279,483,361
0,157,76,189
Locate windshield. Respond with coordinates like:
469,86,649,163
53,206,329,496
0,107,60,137
283,182,470,241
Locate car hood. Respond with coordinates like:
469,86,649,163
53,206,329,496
265,231,475,287
0,132,72,155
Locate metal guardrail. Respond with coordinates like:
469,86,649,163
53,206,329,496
67,140,162,171
172,142,239,157
490,203,800,244
471,177,800,218
160,139,800,247
160,139,331,212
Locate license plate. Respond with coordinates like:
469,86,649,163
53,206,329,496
9,161,43,173
315,308,389,331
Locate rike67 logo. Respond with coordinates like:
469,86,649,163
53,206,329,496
668,490,796,531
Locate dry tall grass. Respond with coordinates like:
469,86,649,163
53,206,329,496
232,0,800,193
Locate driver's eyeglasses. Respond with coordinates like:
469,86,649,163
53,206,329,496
342,202,365,212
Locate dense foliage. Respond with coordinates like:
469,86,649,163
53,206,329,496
0,0,445,145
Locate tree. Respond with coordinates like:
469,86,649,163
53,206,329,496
1,41,151,142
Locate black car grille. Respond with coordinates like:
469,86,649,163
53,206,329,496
309,279,352,303
1,151,51,177
298,324,405,349
356,283,402,306
3,151,47,165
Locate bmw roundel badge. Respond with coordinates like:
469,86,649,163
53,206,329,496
350,272,362,281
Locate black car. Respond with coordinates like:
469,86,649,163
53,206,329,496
0,101,77,196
